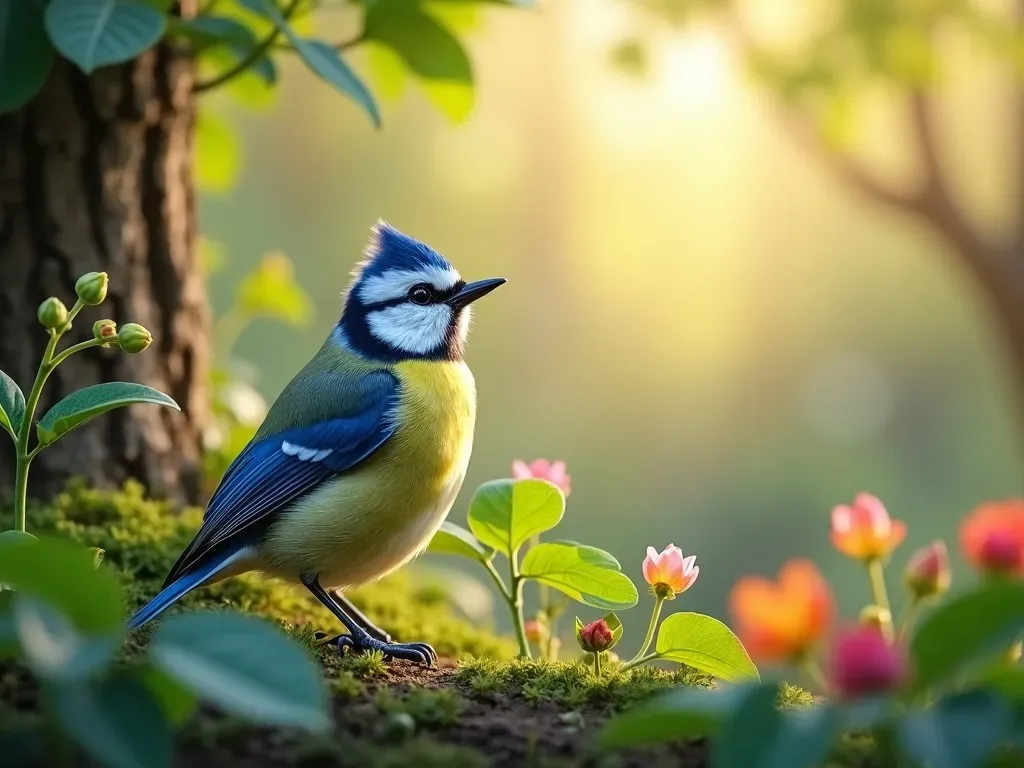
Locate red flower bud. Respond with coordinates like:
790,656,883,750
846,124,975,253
577,619,614,653
904,540,951,600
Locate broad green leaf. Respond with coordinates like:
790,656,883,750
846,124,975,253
899,690,1014,768
151,611,331,731
550,540,621,569
52,673,172,768
12,595,117,681
655,612,759,682
196,109,241,193
169,15,255,48
972,663,1024,703
45,0,167,74
910,581,1024,691
0,369,26,439
0,590,16,657
0,530,37,545
467,479,565,557
365,40,409,102
0,535,124,633
600,684,757,747
236,252,313,326
138,665,198,726
240,0,380,126
520,541,638,610
36,382,180,446
427,521,492,560
0,0,54,113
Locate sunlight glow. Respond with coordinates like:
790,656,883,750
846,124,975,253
656,27,733,115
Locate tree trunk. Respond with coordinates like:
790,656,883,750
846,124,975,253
0,46,208,508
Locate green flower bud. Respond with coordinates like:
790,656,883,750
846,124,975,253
117,323,152,354
93,319,118,345
37,297,68,330
75,271,108,305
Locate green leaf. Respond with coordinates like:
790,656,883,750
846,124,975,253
12,595,117,681
0,0,54,113
138,665,198,726
363,1,473,122
910,581,1024,691
36,382,180,446
170,15,256,48
236,252,313,326
0,369,26,440
604,611,623,648
550,540,621,569
196,109,241,194
427,521,492,560
150,611,331,731
520,542,638,610
0,535,124,633
899,690,1014,768
241,0,380,126
0,590,17,657
52,673,172,768
654,612,759,682
45,0,167,74
467,479,565,557
600,684,757,748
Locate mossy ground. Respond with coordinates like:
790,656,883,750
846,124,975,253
2,482,880,768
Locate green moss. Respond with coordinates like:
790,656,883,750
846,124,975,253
455,656,715,710
328,670,366,699
777,681,817,709
377,687,466,729
349,736,489,768
337,649,389,681
29,480,514,659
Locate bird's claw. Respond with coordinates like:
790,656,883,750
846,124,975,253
335,632,437,667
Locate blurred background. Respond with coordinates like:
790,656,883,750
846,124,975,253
198,0,1023,633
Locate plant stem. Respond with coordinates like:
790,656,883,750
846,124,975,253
49,338,108,368
867,558,895,643
508,550,531,658
628,594,665,664
801,658,830,695
897,600,920,643
593,651,602,676
619,652,658,672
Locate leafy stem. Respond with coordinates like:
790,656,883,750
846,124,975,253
592,650,603,676
509,549,531,659
801,657,830,695
867,558,895,643
619,652,658,672
627,593,665,664
49,337,110,369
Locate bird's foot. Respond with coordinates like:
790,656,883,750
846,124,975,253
313,625,391,646
335,630,437,667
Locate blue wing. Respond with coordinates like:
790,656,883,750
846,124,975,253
163,370,400,586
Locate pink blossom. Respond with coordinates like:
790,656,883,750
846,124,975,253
512,459,571,497
642,544,699,596
830,626,907,699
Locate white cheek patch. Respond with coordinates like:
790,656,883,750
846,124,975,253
359,267,461,305
281,442,334,462
367,304,452,355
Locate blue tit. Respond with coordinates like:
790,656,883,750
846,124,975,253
127,221,505,665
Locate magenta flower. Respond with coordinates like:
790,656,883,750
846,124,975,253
576,619,614,653
512,459,571,497
642,544,699,597
830,625,907,699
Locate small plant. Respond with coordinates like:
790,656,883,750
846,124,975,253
428,460,759,685
0,272,179,537
600,494,1024,767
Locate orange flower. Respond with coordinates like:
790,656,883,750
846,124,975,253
830,493,906,561
960,501,1024,576
729,559,835,663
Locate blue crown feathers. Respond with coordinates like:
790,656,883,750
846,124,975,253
354,220,455,280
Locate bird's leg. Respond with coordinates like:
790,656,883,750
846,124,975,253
311,589,391,644
302,574,436,666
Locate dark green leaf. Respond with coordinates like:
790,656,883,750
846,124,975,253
151,611,331,731
0,0,53,114
0,535,124,633
138,665,199,726
899,690,1014,768
170,15,256,48
37,382,179,445
910,581,1024,692
12,595,117,681
0,369,26,439
654,612,759,682
51,674,172,768
520,542,637,610
45,0,167,74
427,521,492,560
600,684,757,747
0,589,16,657
468,479,565,557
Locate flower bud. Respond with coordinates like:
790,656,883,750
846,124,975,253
904,540,950,601
75,272,108,305
37,297,68,330
93,319,118,345
117,323,152,354
525,618,545,645
858,605,891,633
576,619,614,653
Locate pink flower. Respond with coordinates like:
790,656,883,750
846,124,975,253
512,459,571,497
642,544,699,597
525,619,545,644
830,493,906,561
904,540,951,600
577,619,614,652
829,625,907,699
961,501,1024,576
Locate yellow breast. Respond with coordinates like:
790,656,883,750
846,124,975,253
261,360,477,587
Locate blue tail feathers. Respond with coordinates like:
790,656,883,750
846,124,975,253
126,549,244,630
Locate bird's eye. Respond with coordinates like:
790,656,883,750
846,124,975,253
408,284,433,305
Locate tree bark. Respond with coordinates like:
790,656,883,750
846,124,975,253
0,46,208,507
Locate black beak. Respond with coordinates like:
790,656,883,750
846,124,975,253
447,277,506,310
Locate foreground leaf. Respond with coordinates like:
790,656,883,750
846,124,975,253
12,595,117,681
910,580,1024,691
899,690,1014,768
37,382,179,445
468,479,565,557
138,665,199,726
654,612,759,682
0,369,26,439
52,674,172,768
521,542,637,610
0,0,53,114
150,611,330,731
428,521,492,561
45,0,167,74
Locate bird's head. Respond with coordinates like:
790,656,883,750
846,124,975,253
336,221,505,362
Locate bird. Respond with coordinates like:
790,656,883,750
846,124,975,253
126,221,505,666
